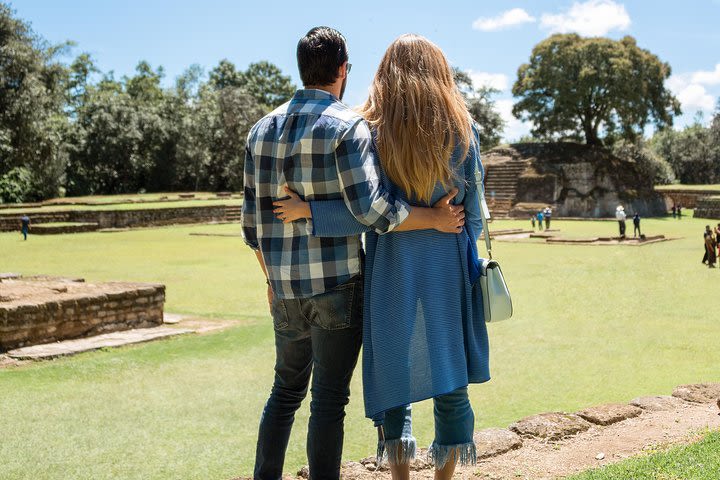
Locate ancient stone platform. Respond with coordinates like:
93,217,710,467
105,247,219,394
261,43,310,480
6,325,192,359
0,276,165,351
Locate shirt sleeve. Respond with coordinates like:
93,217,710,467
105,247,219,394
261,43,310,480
464,123,485,242
309,199,372,237
241,142,259,250
334,120,410,233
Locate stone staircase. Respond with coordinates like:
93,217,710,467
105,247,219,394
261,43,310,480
484,160,529,218
224,206,242,222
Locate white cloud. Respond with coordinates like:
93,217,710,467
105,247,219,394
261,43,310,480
468,71,509,91
472,8,536,32
540,0,631,36
666,66,718,116
691,63,720,86
496,99,532,142
676,84,715,113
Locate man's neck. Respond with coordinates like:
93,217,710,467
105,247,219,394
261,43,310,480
304,84,341,99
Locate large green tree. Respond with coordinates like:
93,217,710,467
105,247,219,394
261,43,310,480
0,3,69,201
209,59,294,109
512,34,681,145
453,68,505,149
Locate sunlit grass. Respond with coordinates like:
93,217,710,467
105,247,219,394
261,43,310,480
0,215,717,479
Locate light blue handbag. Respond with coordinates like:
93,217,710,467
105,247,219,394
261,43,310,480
475,167,513,323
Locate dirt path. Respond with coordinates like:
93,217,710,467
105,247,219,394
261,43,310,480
334,400,720,480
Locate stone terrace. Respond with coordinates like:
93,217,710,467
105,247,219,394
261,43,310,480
0,276,165,351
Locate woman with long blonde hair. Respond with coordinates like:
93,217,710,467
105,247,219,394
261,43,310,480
274,34,490,480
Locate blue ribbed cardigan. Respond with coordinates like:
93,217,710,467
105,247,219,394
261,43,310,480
309,126,491,423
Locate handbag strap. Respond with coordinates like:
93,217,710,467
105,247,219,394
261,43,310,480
471,136,493,260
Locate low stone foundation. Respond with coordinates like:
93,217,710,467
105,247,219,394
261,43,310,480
0,276,165,351
694,196,720,219
0,204,237,232
657,189,718,209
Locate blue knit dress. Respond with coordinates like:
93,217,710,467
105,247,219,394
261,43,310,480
309,125,490,423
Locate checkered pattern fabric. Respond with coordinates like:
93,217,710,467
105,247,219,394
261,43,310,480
242,89,410,299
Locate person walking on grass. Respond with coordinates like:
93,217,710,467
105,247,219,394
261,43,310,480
274,34,491,480
616,205,627,237
704,227,717,268
633,212,641,238
703,225,714,266
19,214,30,240
536,210,544,231
241,27,465,480
543,206,552,229
531,215,536,230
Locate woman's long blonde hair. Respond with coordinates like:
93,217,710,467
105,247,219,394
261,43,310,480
359,34,472,204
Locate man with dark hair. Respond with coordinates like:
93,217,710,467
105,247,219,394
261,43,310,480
242,26,464,479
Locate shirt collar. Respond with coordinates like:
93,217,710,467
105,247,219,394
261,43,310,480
292,88,338,102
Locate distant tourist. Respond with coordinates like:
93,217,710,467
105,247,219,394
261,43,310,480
677,203,682,218
543,206,552,229
704,226,716,268
530,215,536,229
19,214,30,240
716,224,720,253
703,225,713,265
616,205,627,237
671,204,676,218
536,211,544,230
633,213,641,238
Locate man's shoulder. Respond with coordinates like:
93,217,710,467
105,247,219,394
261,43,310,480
249,98,366,140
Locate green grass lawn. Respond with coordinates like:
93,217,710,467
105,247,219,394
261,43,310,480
568,429,720,479
0,216,718,479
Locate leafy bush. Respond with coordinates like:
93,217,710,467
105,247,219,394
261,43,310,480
612,140,676,185
0,167,34,203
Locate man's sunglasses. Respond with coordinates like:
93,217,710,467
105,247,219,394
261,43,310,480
346,63,352,74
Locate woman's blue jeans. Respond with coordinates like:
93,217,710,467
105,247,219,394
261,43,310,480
380,386,476,469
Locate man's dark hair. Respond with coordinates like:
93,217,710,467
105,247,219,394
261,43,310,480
297,27,348,86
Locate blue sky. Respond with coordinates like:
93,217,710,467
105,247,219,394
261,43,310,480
13,0,720,141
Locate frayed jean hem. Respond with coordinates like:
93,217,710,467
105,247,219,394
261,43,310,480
377,436,417,466
427,441,477,470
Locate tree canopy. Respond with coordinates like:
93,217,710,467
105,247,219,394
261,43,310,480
0,3,295,202
453,68,505,149
512,34,681,145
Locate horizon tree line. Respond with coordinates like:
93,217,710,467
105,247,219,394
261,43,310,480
0,3,718,203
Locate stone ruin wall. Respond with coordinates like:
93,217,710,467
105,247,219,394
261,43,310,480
0,277,165,351
694,197,720,219
0,204,233,232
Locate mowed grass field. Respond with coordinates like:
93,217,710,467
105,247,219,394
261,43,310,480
0,215,718,479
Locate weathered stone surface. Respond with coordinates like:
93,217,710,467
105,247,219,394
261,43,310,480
509,412,591,441
0,278,165,350
0,204,238,232
672,384,720,403
7,326,193,359
483,143,666,218
630,395,686,411
575,403,643,426
340,461,368,477
473,428,523,459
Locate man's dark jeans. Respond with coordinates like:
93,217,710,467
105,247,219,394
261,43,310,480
254,276,363,480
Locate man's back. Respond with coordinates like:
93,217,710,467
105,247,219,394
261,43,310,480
242,89,408,299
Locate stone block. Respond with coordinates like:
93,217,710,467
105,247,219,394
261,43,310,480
575,403,642,426
473,428,523,459
630,395,685,411
672,384,720,403
509,412,591,441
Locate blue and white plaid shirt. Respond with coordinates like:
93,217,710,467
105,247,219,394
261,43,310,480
242,89,410,299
